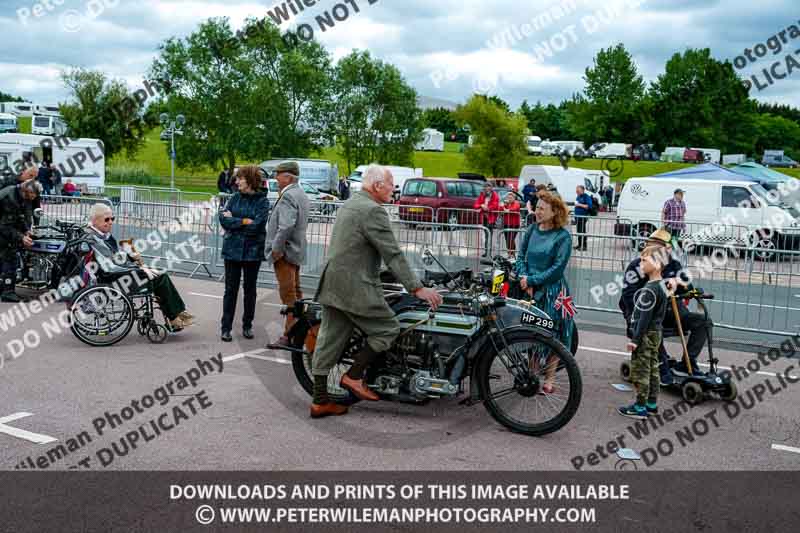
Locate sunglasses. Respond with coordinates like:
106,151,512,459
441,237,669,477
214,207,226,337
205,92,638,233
104,216,115,222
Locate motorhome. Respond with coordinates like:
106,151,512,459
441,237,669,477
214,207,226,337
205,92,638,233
0,133,105,187
33,104,61,116
415,128,445,151
0,113,18,133
616,176,800,253
0,102,34,117
526,135,542,155
31,114,67,136
259,158,339,194
518,165,605,206
592,142,631,159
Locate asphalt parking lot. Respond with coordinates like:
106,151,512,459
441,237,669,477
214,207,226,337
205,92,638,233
1,276,799,471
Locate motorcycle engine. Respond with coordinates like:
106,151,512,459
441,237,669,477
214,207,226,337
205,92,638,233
19,252,55,287
389,330,459,397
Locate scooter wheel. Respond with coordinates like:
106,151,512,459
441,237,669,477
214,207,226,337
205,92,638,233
681,381,704,405
620,361,632,383
720,380,738,402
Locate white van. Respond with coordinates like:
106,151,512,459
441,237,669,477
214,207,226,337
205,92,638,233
526,135,542,155
348,165,418,194
518,165,604,206
593,142,631,159
31,114,67,136
0,133,105,187
615,177,800,252
0,113,18,133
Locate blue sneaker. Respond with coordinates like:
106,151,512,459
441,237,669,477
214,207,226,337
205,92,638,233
646,403,658,415
618,404,648,420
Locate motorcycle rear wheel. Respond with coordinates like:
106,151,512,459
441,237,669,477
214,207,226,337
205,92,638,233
292,332,361,406
478,329,582,436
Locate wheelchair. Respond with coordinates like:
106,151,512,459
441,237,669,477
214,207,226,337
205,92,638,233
68,269,177,347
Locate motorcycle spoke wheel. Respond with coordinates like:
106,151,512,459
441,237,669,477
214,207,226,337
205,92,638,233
479,331,582,436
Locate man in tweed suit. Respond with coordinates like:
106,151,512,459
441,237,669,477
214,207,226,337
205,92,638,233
265,161,310,347
310,164,442,418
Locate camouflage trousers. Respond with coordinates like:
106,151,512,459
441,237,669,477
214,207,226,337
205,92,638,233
631,330,662,406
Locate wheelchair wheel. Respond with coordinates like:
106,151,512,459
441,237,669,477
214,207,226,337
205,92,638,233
69,285,134,347
146,322,168,344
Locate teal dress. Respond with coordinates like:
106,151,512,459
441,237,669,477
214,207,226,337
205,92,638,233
515,224,574,349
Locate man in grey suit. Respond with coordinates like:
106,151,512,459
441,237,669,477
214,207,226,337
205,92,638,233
310,164,443,418
265,161,310,347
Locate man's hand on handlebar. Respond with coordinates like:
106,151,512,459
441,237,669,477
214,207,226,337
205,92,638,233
414,287,443,310
22,235,33,248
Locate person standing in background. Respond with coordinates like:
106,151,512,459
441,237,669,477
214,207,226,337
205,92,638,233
218,166,270,342
662,188,686,239
574,185,592,251
217,168,231,193
265,161,310,349
501,192,521,258
37,161,53,196
338,175,350,201
473,182,500,255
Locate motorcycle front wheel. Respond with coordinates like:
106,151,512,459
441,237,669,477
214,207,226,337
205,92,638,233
478,329,582,436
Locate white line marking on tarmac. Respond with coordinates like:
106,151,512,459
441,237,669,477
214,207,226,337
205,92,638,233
246,353,292,365
189,292,222,299
222,349,268,363
772,444,800,455
0,413,57,444
262,303,283,308
578,346,798,380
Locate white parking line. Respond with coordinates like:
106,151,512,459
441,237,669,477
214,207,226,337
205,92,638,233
0,413,57,444
578,346,798,380
772,444,800,455
222,349,268,363
189,292,222,299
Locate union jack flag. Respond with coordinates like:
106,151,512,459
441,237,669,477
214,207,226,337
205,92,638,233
554,290,576,319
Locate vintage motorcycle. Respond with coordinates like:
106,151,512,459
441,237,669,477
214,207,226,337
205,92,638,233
16,208,94,296
276,249,582,436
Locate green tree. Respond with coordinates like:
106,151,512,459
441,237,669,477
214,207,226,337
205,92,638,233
0,91,25,102
648,48,756,154
332,50,422,173
59,68,148,160
754,114,800,160
518,100,571,140
455,95,527,177
566,43,646,144
149,17,333,175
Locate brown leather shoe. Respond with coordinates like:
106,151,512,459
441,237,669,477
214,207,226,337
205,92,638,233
340,374,380,401
310,402,349,418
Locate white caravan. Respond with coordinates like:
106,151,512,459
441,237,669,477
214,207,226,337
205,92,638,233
593,142,631,159
616,177,800,251
526,135,543,155
518,165,605,206
33,104,61,116
0,133,105,187
692,147,721,164
0,113,18,133
539,140,558,156
723,154,747,166
660,147,686,162
0,102,34,117
416,128,445,151
31,114,67,136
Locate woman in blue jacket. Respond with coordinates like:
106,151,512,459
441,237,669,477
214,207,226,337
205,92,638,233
515,190,575,393
219,166,270,342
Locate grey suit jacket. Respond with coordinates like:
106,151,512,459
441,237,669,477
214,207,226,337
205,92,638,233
316,191,422,318
265,182,309,266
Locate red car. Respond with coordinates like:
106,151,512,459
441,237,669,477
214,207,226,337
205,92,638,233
683,148,705,164
398,178,485,224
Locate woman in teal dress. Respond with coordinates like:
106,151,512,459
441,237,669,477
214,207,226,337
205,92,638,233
515,190,575,392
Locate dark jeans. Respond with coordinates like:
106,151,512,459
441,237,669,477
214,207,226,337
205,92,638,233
0,248,16,295
222,260,261,332
663,308,711,365
576,216,588,249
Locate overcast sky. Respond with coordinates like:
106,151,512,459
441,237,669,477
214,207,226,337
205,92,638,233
0,0,798,109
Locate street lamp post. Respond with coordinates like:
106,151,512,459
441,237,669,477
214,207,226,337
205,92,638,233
159,113,185,190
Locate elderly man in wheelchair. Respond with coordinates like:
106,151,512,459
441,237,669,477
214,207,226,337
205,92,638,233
69,204,195,346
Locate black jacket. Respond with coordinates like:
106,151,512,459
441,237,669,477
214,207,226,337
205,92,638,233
629,280,668,344
219,191,270,262
0,185,33,251
619,256,686,319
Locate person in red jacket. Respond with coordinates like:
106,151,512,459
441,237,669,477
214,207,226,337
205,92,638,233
473,182,500,255
501,192,521,257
